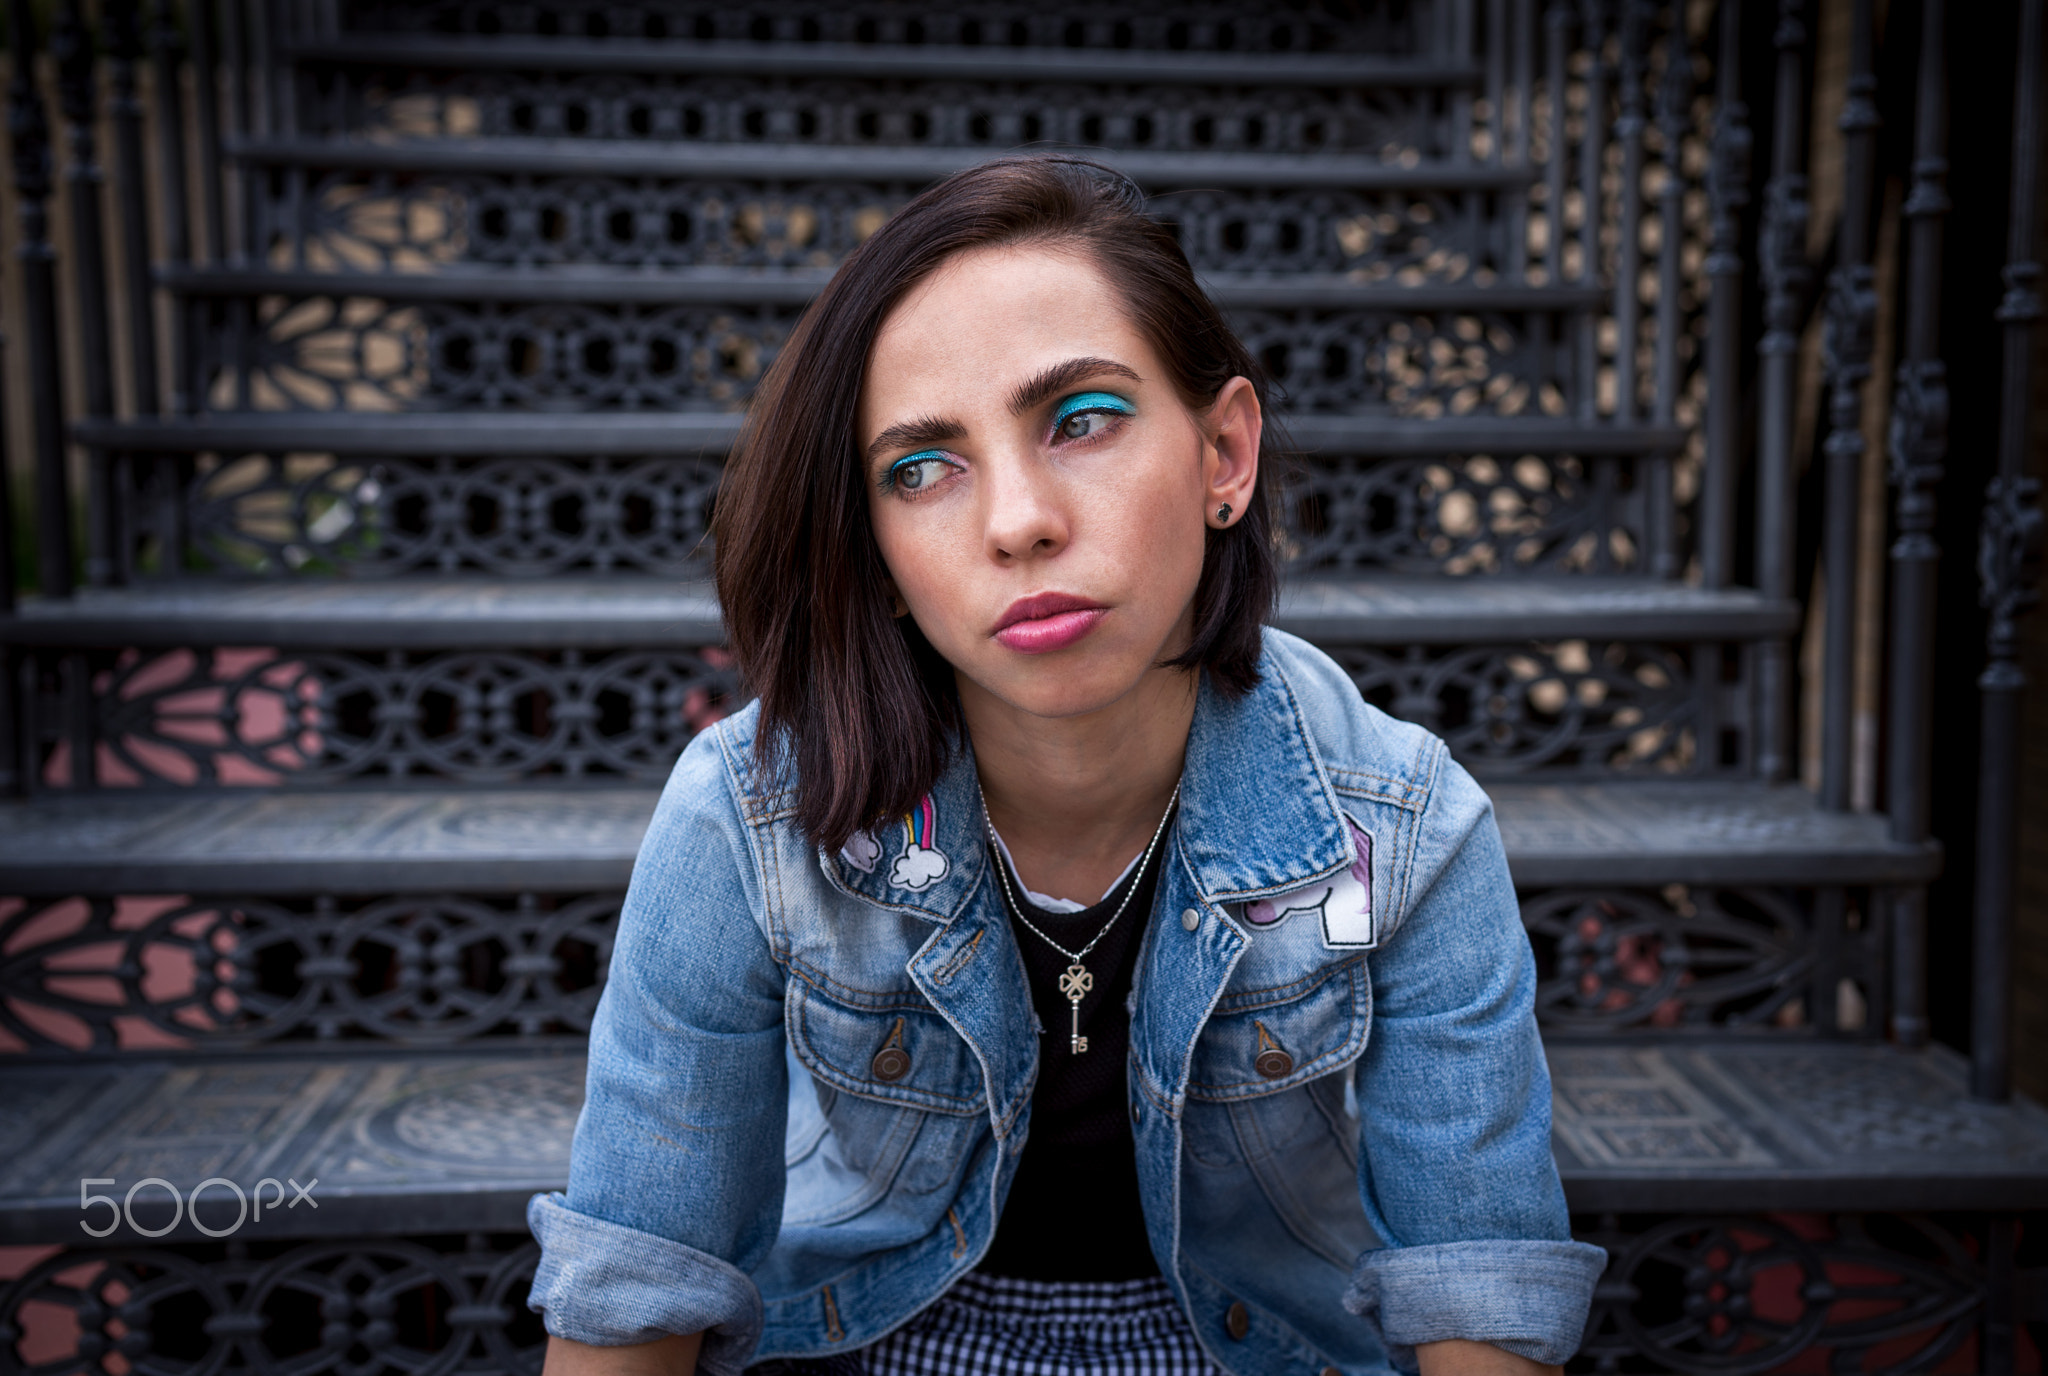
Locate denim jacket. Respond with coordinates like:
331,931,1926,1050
527,629,1606,1375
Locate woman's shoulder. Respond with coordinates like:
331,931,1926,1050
1257,627,1445,790
648,699,789,836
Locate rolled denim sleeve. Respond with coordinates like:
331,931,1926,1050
526,726,790,1374
1342,747,1605,1370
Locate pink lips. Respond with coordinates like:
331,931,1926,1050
993,592,1108,654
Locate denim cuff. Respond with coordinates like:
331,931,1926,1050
527,1192,765,1376
1342,1238,1608,1372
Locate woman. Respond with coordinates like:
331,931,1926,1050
527,156,1604,1376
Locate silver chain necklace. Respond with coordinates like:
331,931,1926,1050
983,781,1180,1055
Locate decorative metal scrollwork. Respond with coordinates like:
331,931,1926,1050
174,453,724,576
0,891,619,1050
265,173,1506,280
204,296,795,412
1574,1213,1983,1374
1523,887,1810,1029
29,645,738,786
158,450,1622,579
0,1235,547,1376
335,1,1423,53
1279,454,1625,574
1329,640,1695,775
1238,309,1554,415
334,69,1446,159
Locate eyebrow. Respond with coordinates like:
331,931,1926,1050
862,357,1143,467
1005,356,1142,417
864,414,966,466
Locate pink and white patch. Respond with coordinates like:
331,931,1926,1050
1243,817,1376,950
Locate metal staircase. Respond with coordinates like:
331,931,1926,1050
2,1,2045,1371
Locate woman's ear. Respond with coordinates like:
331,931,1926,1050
1202,375,1262,528
881,574,910,619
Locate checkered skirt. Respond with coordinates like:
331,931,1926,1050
747,1272,1219,1376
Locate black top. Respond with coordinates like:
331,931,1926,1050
978,821,1170,1281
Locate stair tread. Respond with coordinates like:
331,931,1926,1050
3,577,1796,648
0,1039,2037,1244
228,135,1539,189
74,411,1689,457
290,33,1484,87
0,778,1938,894
158,263,1611,313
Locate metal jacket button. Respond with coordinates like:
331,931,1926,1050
871,1045,911,1081
1225,1301,1249,1340
1181,908,1201,931
1320,1367,1342,1376
1253,1019,1293,1078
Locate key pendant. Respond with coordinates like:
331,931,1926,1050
1057,962,1094,1054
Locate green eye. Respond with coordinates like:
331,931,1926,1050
885,450,955,493
1050,390,1135,442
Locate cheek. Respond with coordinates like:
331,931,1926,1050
870,498,973,623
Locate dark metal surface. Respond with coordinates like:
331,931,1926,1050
1974,0,2045,1106
7,0,77,601
1884,0,1951,1051
1,1041,2043,1248
0,779,1941,898
0,577,1794,647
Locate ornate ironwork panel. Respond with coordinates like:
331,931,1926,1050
333,1,1429,52
317,69,1454,159
257,170,1510,279
172,452,725,576
0,1234,548,1376
1524,887,1820,1031
21,645,738,787
20,638,1710,787
139,448,1631,579
1326,640,1698,776
1571,1212,1989,1374
199,296,796,412
0,1214,2022,1375
197,294,1575,416
0,891,617,1050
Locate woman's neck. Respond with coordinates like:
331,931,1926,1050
963,662,1196,906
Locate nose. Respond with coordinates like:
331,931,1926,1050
981,450,1069,564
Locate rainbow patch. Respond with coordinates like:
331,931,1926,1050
888,794,949,892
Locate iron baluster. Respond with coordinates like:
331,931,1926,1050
1701,0,1749,593
1885,0,1951,1049
190,0,226,267
1971,0,2045,1106
1611,1,1647,427
1544,1,1570,286
1818,0,1880,813
8,0,75,600
106,0,158,422
52,0,121,589
150,0,194,416
1646,1,1687,580
1755,0,1811,785
1576,0,1609,424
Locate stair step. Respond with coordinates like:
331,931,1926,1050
229,136,1538,190
159,264,1611,313
1,1039,2038,1244
288,34,1481,87
74,412,1688,458
2,577,1795,650
0,780,1938,896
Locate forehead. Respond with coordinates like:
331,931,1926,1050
861,245,1149,426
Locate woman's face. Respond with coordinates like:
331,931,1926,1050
860,243,1260,723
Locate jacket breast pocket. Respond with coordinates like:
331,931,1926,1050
1185,954,1371,1103
786,973,986,1117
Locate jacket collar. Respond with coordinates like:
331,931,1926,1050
820,641,1355,917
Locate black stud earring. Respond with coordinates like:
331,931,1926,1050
1215,503,1233,525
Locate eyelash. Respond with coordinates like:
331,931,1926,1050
875,391,1136,496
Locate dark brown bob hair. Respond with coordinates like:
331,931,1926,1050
713,155,1281,853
